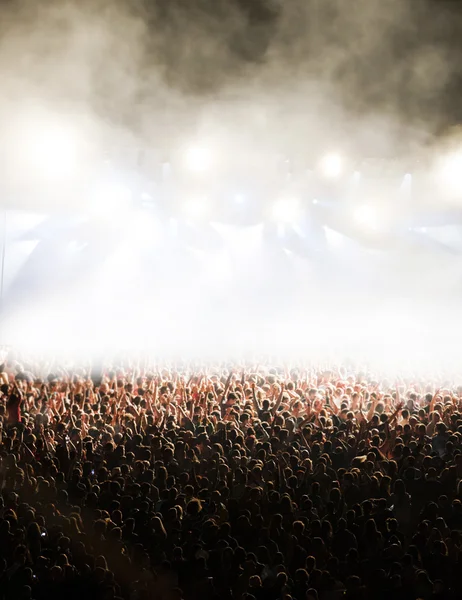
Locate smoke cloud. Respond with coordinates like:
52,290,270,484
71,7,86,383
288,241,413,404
0,0,460,143
1,0,462,367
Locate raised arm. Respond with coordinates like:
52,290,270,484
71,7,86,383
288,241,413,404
251,382,261,413
271,383,285,416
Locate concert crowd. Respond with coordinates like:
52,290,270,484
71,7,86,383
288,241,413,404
0,357,461,600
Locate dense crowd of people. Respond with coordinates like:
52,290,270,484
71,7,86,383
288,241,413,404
1,356,462,600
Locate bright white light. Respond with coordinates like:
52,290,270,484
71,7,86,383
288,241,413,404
170,218,178,236
184,146,213,173
320,153,343,178
400,173,412,195
20,123,79,179
2,240,39,294
235,194,245,204
68,241,88,253
91,182,133,218
182,196,210,220
204,253,233,283
353,205,379,230
323,226,346,249
271,197,301,224
127,212,163,249
277,223,286,238
162,162,172,180
439,152,462,194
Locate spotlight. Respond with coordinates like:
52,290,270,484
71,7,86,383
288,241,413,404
184,146,213,173
271,197,301,224
320,153,343,178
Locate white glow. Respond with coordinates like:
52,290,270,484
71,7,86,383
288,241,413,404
353,205,379,230
182,196,210,220
277,223,286,238
320,153,343,178
400,173,413,196
139,213,162,246
68,241,88,253
170,218,178,236
3,205,462,373
90,182,133,218
184,146,213,173
19,123,80,179
439,152,462,194
212,223,264,256
271,197,301,224
2,295,459,372
204,252,233,283
1,240,39,294
4,211,47,239
324,226,346,249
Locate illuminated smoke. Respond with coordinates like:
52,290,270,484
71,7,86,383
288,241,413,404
0,0,461,370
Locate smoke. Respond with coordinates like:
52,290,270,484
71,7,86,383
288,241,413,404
1,0,462,366
0,0,460,146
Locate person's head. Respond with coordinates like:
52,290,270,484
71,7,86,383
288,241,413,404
186,498,202,517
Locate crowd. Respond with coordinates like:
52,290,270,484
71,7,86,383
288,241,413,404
1,356,462,600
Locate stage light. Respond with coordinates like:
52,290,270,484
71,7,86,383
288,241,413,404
320,153,343,178
182,195,210,220
184,146,213,173
235,194,245,204
271,197,301,224
353,205,379,230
